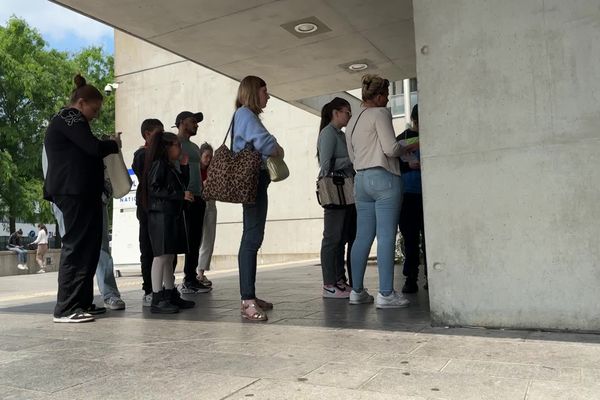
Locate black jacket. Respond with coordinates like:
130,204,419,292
8,232,22,247
146,159,190,255
148,160,189,214
43,108,118,201
132,146,146,206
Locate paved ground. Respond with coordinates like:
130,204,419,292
1,261,600,399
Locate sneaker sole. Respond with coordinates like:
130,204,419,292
323,293,350,299
375,303,410,309
150,308,179,314
180,288,212,294
349,299,374,305
53,317,95,323
104,304,126,310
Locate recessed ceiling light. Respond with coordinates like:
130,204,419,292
294,22,318,34
348,63,368,72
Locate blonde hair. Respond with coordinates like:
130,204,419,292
235,75,267,115
361,74,390,101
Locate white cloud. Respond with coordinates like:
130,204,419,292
0,0,112,44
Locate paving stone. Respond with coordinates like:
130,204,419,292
362,368,529,399
442,359,582,383
526,380,600,400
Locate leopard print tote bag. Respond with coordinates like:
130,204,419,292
202,115,262,204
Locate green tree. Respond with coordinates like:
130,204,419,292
0,17,72,233
72,47,115,136
0,17,115,234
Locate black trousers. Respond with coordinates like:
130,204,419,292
399,192,427,283
53,195,103,317
173,196,205,283
320,205,356,286
137,207,153,295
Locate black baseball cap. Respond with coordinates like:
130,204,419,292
173,111,203,127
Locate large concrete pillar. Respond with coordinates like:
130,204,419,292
414,1,600,330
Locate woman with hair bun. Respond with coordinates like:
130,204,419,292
345,74,418,309
44,74,121,323
317,97,356,299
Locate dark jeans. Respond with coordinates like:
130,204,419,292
53,195,103,317
137,207,153,295
174,196,206,284
238,170,270,300
399,192,427,283
320,205,356,286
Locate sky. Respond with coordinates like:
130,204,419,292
0,0,113,54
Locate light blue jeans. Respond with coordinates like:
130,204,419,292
351,168,403,296
97,249,121,301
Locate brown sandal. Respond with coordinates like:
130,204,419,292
241,300,268,322
255,298,273,310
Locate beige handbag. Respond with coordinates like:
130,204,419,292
266,156,289,182
103,151,132,198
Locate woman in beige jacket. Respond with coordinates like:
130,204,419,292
345,75,418,309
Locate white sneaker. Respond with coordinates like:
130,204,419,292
375,291,410,309
17,264,28,270
142,293,153,307
349,288,374,305
37,268,46,274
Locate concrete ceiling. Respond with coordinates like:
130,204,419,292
51,0,416,107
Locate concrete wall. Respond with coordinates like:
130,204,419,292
0,249,61,276
414,0,600,330
112,32,325,267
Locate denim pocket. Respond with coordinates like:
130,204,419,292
368,172,393,191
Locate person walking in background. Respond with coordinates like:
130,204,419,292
234,75,285,321
141,131,195,314
132,118,165,306
317,97,356,299
174,111,211,294
8,229,28,271
345,74,417,309
197,142,216,287
30,224,49,273
44,74,120,323
397,105,427,293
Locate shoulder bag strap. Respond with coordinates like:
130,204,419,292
222,113,236,147
349,109,368,154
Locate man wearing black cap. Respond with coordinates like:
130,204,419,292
174,111,211,293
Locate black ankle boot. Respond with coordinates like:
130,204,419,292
150,290,179,314
169,288,195,309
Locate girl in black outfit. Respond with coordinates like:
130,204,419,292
44,75,120,323
141,132,195,313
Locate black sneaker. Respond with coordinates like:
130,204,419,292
150,291,179,314
181,279,212,294
85,304,107,315
401,281,419,294
169,288,195,309
53,311,95,323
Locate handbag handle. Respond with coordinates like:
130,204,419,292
222,113,236,147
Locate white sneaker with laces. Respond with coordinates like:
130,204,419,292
375,291,410,309
349,288,374,305
142,293,153,307
17,264,28,270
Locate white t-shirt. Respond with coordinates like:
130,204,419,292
33,229,48,245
